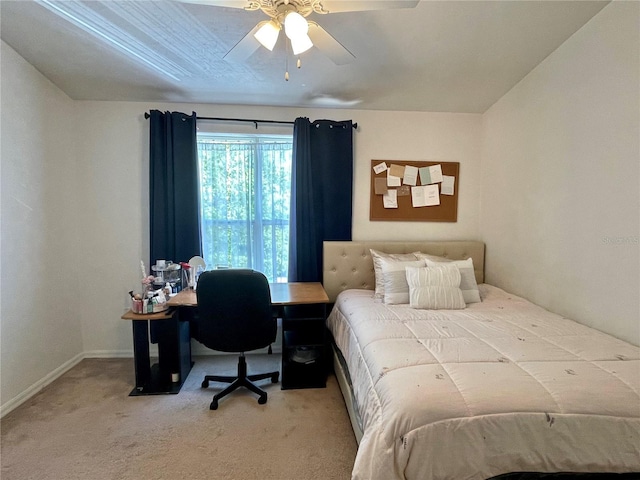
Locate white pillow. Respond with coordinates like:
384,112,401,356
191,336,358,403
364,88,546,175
415,254,481,304
370,249,419,299
414,253,448,263
406,264,466,310
379,258,426,304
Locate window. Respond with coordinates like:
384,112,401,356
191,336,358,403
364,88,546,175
197,134,292,283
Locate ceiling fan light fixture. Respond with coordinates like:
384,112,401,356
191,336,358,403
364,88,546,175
290,33,313,55
254,20,280,51
284,11,309,40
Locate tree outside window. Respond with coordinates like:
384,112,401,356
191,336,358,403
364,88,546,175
197,134,292,282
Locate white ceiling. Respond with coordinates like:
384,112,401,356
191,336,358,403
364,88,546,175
0,0,609,113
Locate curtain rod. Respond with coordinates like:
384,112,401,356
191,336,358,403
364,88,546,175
197,116,294,128
144,112,357,129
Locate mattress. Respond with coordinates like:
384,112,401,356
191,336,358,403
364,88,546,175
326,285,640,480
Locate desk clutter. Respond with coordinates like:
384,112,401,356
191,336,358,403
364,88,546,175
129,289,168,314
151,260,182,291
130,258,206,314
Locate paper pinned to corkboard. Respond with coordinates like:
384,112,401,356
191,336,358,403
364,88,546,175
370,160,459,222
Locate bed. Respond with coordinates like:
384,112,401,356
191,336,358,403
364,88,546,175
323,241,640,480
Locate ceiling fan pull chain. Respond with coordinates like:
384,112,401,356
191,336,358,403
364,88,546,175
284,37,291,81
285,44,290,81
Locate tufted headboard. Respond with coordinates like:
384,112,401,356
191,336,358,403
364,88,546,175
322,241,485,303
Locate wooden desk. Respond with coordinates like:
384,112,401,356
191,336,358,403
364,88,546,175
166,282,330,307
123,282,330,395
169,282,331,390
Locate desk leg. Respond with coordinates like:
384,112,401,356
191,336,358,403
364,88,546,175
155,317,192,387
129,312,193,396
176,316,193,385
131,321,151,394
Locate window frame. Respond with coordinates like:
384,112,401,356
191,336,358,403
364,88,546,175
196,131,293,282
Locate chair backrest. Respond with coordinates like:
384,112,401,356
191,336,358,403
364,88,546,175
195,269,276,353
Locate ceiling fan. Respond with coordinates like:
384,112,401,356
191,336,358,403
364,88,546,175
177,0,419,67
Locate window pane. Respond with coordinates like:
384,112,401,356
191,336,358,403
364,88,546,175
197,134,291,282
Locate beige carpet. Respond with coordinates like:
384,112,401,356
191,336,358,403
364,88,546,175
1,356,357,480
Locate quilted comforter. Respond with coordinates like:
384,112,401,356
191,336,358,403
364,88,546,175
327,285,640,480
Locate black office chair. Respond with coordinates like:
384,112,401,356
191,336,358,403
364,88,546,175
195,269,279,410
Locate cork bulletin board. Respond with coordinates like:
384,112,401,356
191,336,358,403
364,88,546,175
369,160,459,222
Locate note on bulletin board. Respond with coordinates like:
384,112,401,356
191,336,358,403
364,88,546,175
370,160,459,222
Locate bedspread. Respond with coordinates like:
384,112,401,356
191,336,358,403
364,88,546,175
327,285,640,480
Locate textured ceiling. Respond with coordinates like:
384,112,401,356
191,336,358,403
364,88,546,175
0,0,609,113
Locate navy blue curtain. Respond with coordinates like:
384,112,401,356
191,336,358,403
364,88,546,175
288,118,353,282
149,110,202,266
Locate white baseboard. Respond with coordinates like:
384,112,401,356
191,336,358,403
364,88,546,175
0,352,84,418
83,350,133,358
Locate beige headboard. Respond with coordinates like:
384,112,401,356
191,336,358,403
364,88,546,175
322,241,485,303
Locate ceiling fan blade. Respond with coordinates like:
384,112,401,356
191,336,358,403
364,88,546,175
174,0,255,9
313,0,419,14
308,22,354,65
223,23,262,62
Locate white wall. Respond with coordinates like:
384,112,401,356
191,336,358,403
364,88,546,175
74,102,482,356
1,41,84,413
480,1,639,345
351,111,481,241
73,102,152,356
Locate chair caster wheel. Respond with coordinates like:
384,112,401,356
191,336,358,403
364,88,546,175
210,399,218,410
258,394,267,405
271,373,279,383
201,380,209,388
